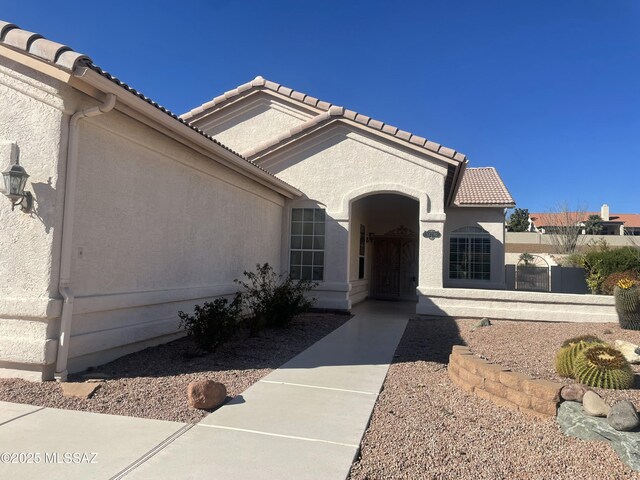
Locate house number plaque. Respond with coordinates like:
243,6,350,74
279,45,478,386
422,230,441,240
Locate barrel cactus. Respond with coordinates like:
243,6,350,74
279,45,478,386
574,345,634,389
555,335,603,378
614,279,640,330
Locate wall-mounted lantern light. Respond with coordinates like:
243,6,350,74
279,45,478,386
366,233,375,243
2,160,32,213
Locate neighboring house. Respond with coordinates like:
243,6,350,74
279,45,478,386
0,20,521,381
530,204,640,236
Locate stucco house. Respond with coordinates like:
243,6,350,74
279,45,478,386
0,20,532,381
530,204,640,236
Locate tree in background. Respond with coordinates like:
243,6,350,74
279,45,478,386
584,214,604,235
544,202,587,254
507,208,530,232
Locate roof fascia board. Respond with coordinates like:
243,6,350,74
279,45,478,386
74,68,301,198
447,159,467,207
0,44,71,83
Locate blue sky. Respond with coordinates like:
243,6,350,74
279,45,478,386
4,1,639,214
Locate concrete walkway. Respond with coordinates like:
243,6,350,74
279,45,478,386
0,301,410,480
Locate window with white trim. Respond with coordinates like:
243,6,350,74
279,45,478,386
290,208,325,281
449,226,491,280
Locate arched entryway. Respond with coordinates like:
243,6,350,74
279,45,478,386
349,193,420,302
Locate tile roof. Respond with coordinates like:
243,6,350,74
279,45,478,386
0,20,296,191
530,212,640,228
454,167,515,206
0,20,90,70
182,76,468,164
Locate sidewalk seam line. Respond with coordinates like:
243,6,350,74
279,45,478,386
109,422,195,479
196,424,359,448
259,380,378,396
0,406,46,427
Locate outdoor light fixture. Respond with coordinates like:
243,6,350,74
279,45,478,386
2,160,32,213
366,233,375,243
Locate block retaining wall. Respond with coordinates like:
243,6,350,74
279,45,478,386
448,345,563,418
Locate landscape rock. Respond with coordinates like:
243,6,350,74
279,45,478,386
471,318,492,331
560,384,589,402
61,382,100,399
558,401,640,472
614,340,640,364
607,401,640,432
582,390,611,417
187,380,227,410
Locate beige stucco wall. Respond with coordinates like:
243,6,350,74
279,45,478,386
0,57,71,380
418,287,616,322
191,94,316,155
63,105,286,373
0,62,290,379
258,123,449,309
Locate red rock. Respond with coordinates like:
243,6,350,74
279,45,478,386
560,384,589,402
187,380,227,410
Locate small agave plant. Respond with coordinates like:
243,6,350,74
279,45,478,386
614,278,640,330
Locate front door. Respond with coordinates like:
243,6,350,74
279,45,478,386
372,227,418,300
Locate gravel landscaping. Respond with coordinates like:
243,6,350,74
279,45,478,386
0,312,349,423
350,317,640,480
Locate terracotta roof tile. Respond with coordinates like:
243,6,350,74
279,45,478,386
382,124,398,135
530,212,640,229
0,20,90,71
181,76,468,163
409,134,426,146
0,20,296,191
368,119,384,130
454,167,515,206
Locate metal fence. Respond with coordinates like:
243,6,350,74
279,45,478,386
515,255,550,292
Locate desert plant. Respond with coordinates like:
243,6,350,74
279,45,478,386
602,270,640,295
555,335,603,377
573,345,634,389
236,263,317,332
614,279,640,330
519,252,535,265
560,334,602,348
178,294,242,351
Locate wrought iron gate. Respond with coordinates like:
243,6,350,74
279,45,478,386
515,255,551,292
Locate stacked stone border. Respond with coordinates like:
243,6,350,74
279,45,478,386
448,345,562,418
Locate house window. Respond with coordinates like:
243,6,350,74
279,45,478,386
358,224,366,279
449,226,491,281
290,208,325,281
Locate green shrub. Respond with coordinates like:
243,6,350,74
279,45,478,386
178,294,242,351
583,247,640,279
236,263,317,331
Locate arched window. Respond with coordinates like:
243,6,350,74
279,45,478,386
449,226,490,280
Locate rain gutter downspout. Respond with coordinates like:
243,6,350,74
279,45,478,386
54,93,116,381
